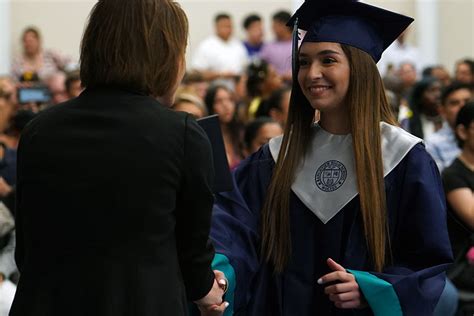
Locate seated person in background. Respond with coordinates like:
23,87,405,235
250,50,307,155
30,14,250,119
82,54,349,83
204,84,243,169
0,110,36,150
426,82,473,172
65,70,82,99
255,86,290,128
259,10,293,82
407,76,443,139
45,72,68,105
245,59,282,121
422,65,452,87
181,71,209,101
242,14,264,58
243,117,282,157
11,26,73,83
442,102,474,297
172,92,207,119
454,58,474,85
191,13,248,83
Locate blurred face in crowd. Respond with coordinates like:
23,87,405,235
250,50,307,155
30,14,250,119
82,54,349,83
457,121,474,152
455,62,474,84
173,101,205,119
398,63,417,88
47,73,68,105
264,65,283,94
23,31,41,56
441,88,473,128
68,79,83,98
431,66,451,87
246,20,264,45
272,20,290,41
249,122,283,154
216,17,233,41
421,81,442,115
213,87,236,124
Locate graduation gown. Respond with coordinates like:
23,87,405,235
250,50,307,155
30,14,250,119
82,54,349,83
210,124,452,316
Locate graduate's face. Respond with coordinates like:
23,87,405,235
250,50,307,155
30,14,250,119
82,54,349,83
297,42,350,114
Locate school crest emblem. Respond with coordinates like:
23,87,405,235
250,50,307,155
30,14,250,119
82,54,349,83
315,160,347,192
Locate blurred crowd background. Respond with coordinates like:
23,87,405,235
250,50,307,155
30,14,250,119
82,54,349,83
0,0,473,315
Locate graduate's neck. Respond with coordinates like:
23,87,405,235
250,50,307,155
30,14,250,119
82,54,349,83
318,111,350,135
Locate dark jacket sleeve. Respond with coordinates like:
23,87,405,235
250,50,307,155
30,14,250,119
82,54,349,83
175,115,216,301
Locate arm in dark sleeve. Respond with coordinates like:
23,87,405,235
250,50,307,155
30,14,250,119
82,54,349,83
175,115,215,301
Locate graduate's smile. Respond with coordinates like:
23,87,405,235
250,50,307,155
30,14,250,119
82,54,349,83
308,85,332,97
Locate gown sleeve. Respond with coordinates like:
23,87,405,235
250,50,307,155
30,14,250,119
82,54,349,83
209,146,274,315
348,144,453,316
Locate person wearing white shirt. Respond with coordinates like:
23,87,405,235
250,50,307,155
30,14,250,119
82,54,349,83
192,13,248,82
377,29,424,78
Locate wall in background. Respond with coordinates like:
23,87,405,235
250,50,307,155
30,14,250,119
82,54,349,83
5,0,473,77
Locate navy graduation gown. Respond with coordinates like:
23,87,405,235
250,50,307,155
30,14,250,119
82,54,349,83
210,143,452,316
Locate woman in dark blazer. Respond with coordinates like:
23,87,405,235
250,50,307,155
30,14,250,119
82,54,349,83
10,0,224,315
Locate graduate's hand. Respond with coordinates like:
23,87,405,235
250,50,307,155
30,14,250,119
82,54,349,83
194,279,223,307
197,270,229,316
318,258,368,309
198,301,229,316
195,270,228,309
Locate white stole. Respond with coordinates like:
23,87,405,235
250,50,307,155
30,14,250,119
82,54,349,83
268,122,422,224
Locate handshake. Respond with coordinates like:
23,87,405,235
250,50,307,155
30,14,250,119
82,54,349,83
194,270,229,316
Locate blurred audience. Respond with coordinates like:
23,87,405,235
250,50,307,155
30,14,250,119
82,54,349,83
191,13,248,83
181,71,209,101
377,28,423,77
426,83,473,172
423,65,452,87
454,58,474,85
242,14,264,58
204,85,243,169
65,70,82,99
172,92,207,119
442,103,474,315
256,86,290,128
408,76,443,139
11,26,73,83
245,59,282,121
243,117,282,157
45,72,68,105
259,10,292,82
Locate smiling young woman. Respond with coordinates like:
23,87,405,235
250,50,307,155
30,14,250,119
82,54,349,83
204,1,453,316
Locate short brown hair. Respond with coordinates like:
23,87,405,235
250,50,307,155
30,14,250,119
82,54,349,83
22,26,41,41
80,0,188,96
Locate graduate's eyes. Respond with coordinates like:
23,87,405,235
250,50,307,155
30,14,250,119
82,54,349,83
298,58,310,67
321,57,337,64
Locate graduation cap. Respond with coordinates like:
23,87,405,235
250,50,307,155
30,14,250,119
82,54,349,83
287,0,414,65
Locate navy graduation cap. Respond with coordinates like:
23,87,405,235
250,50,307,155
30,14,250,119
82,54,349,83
287,0,414,64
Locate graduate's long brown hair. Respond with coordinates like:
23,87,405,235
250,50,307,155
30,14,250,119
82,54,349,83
261,44,397,273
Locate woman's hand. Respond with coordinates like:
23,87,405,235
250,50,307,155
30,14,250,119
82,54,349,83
196,270,229,316
318,258,368,309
